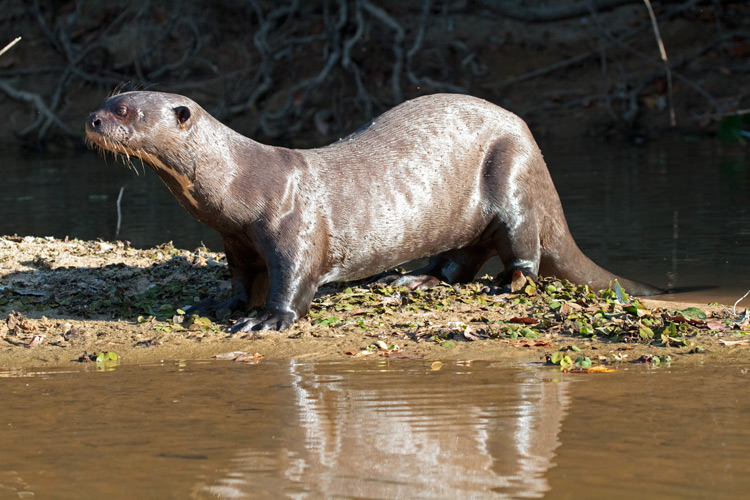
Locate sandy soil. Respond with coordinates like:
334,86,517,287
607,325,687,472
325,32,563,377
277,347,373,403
1,235,748,370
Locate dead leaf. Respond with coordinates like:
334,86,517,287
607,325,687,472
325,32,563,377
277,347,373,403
463,328,479,341
27,335,45,348
345,308,369,316
510,270,526,293
706,321,727,331
509,317,537,325
559,302,582,314
568,366,616,373
236,352,263,363
664,314,705,327
6,311,35,335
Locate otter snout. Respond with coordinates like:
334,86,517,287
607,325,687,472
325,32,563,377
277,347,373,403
86,111,103,133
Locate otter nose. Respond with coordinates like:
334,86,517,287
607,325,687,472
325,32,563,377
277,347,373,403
86,111,102,132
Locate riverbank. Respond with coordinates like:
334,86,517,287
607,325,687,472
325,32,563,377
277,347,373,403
1,235,748,369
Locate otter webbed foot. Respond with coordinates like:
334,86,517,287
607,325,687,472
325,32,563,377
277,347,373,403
482,269,537,295
369,272,441,290
230,304,297,333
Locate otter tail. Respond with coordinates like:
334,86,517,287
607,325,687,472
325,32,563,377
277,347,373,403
540,230,663,297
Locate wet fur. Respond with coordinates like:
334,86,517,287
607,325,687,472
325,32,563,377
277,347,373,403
86,91,662,331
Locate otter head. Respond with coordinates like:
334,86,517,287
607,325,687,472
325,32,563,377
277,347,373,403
86,91,204,211
85,91,198,175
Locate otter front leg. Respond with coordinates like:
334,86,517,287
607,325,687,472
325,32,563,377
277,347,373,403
230,254,320,333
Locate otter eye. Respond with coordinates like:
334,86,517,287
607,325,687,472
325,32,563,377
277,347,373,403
115,105,128,118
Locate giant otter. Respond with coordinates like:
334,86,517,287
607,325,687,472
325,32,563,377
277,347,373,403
85,91,662,331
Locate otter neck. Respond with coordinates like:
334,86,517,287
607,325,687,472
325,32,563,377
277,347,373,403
150,117,296,234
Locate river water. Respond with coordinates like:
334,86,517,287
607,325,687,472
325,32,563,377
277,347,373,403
1,360,749,499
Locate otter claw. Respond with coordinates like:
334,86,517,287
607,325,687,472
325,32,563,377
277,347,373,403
481,284,511,295
230,309,295,332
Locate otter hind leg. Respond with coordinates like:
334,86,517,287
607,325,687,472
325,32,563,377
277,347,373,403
186,236,269,319
183,262,267,318
183,280,248,317
478,136,549,293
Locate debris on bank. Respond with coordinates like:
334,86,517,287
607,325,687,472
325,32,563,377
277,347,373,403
0,235,747,368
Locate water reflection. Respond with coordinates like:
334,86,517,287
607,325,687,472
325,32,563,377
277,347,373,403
201,361,570,499
3,361,750,499
0,361,570,499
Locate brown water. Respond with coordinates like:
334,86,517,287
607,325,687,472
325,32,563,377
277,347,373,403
1,360,749,499
1,138,747,304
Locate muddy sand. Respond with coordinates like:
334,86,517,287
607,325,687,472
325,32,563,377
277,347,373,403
0,235,748,370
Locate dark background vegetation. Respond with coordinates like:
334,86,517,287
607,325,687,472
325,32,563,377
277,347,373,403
0,0,748,149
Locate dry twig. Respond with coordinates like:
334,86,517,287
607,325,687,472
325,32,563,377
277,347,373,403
642,0,675,126
0,37,21,58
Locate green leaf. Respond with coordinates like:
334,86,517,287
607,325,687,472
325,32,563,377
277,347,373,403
579,325,595,336
441,341,456,347
624,305,646,317
639,326,654,340
315,316,341,327
520,328,538,338
560,355,574,370
666,321,676,336
575,356,592,369
549,300,562,310
679,307,707,320
192,316,213,327
95,351,118,363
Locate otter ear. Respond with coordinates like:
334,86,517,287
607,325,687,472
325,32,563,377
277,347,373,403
174,106,191,125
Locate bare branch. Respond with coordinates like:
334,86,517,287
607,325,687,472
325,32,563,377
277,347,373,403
643,0,676,126
0,80,78,139
362,1,404,103
0,37,21,58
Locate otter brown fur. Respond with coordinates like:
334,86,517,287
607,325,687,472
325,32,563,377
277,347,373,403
85,91,662,331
